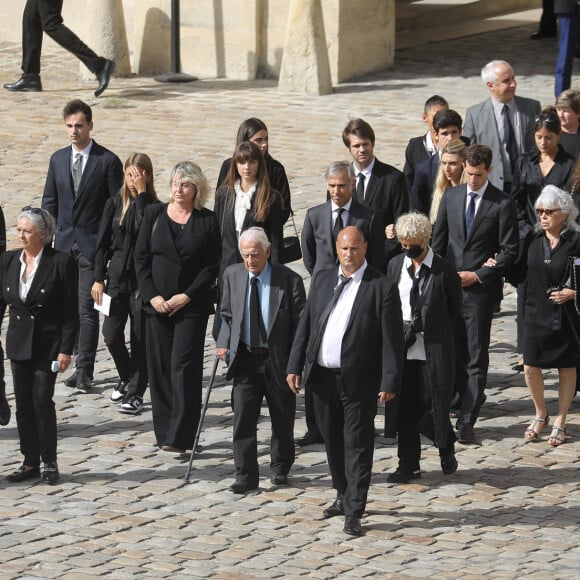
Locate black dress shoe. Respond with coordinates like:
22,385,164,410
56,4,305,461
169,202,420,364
343,516,363,536
76,370,92,391
271,473,288,486
4,75,42,92
530,31,557,40
323,497,344,518
42,463,59,485
457,423,475,444
6,465,40,483
0,393,11,426
440,453,458,475
229,480,258,494
64,371,77,388
294,431,323,447
94,59,115,97
387,465,421,484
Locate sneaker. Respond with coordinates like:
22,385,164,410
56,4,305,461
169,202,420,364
109,380,129,403
119,395,143,414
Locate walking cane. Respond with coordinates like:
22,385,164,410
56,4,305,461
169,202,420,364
184,355,220,483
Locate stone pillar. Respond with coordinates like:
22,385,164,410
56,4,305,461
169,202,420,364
79,0,131,79
278,0,332,95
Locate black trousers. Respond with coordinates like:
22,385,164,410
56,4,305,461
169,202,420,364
102,292,148,397
72,248,100,378
231,349,295,486
21,0,104,76
145,312,207,450
457,299,494,426
397,360,455,468
11,359,58,467
312,364,376,518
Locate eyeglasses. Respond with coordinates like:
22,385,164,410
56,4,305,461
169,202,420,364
21,206,48,230
536,208,560,217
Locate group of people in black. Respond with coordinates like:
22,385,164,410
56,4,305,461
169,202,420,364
1,57,579,535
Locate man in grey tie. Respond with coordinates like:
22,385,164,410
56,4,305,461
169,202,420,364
217,227,306,494
42,99,123,391
432,145,519,444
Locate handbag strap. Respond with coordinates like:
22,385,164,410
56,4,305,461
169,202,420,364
290,210,299,236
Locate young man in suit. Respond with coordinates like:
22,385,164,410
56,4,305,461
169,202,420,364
3,0,115,96
432,145,519,444
343,119,408,264
287,226,403,536
403,95,449,193
217,227,306,494
42,99,124,391
463,60,541,193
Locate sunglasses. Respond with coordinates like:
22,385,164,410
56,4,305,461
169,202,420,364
536,208,560,217
21,206,48,230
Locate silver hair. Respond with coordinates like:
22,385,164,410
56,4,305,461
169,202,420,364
168,161,209,209
18,207,56,246
238,226,271,252
481,60,512,85
534,185,580,233
396,212,432,245
325,161,355,181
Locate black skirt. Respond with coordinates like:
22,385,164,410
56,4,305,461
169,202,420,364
523,318,579,368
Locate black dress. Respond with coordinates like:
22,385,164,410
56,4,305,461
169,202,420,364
522,230,580,368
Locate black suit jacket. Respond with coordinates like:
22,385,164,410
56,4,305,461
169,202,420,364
404,135,431,193
411,154,440,215
432,182,519,304
301,198,384,275
0,247,77,361
41,140,124,263
134,203,221,316
217,263,306,390
287,265,403,400
353,158,408,264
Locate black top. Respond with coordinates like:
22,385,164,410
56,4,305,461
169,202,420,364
559,131,580,160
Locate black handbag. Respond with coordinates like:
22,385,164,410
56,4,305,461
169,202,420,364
281,211,302,264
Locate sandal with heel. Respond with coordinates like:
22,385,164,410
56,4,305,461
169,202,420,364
524,413,549,441
548,425,566,447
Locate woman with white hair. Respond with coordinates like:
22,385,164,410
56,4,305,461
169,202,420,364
507,185,580,446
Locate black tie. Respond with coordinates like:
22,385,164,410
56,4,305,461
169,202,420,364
332,207,345,244
502,104,518,171
465,192,477,236
356,173,365,200
318,274,353,341
250,276,267,347
408,265,427,332
72,153,83,195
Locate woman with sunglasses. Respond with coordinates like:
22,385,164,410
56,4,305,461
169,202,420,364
91,153,160,414
510,108,575,372
2,207,77,485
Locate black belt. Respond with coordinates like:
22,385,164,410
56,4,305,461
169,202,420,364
317,364,341,375
240,342,269,355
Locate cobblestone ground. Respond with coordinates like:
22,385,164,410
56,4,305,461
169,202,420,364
0,20,578,579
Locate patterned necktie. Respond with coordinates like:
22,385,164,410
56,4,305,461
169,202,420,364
502,104,518,171
72,153,83,195
249,276,267,347
465,191,477,236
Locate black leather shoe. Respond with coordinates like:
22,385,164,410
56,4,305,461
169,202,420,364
440,453,458,475
457,423,475,444
94,59,115,97
294,431,323,447
387,465,421,484
76,370,92,392
4,75,42,92
271,473,288,486
42,462,59,485
6,465,40,483
229,480,258,494
64,371,77,388
0,393,11,426
343,516,363,536
322,497,344,518
530,31,557,40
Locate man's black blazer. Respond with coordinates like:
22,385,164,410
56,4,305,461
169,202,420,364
287,264,403,400
301,198,384,276
353,158,408,264
431,182,519,304
217,262,306,391
0,247,78,361
404,135,430,193
42,140,124,263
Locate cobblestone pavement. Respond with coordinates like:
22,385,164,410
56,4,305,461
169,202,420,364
0,19,579,579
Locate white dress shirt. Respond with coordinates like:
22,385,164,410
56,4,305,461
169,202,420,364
331,198,353,229
19,248,44,302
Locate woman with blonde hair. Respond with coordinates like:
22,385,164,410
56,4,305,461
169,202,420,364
429,139,466,224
